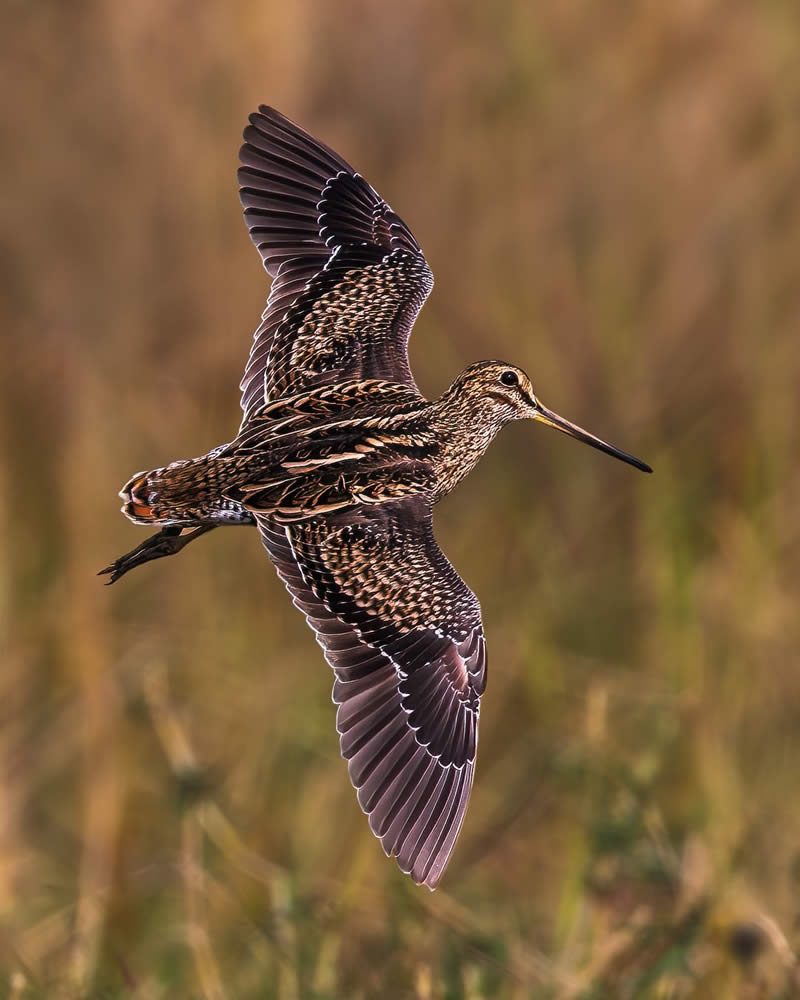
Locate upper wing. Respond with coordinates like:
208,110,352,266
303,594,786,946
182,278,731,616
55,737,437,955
256,497,486,889
238,107,434,426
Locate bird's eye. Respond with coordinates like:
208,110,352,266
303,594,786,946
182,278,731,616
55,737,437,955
500,370,518,387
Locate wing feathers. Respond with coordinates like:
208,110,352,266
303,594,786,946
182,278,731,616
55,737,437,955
238,106,432,421
240,256,328,417
410,765,467,887
347,710,408,787
412,769,465,884
358,731,418,815
389,760,444,861
381,756,438,854
254,474,483,890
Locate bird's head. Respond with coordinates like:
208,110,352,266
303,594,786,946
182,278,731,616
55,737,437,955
446,360,652,473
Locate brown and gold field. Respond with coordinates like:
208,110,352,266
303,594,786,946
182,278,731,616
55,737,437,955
3,2,800,997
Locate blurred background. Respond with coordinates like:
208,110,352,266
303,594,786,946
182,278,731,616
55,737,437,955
2,1,800,996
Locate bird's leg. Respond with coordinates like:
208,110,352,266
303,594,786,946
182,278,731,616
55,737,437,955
98,524,217,584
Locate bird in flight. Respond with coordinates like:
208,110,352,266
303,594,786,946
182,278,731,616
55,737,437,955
102,107,651,889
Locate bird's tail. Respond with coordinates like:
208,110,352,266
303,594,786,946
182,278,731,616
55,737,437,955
119,457,219,526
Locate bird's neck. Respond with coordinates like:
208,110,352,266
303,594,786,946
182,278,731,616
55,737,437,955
425,393,508,500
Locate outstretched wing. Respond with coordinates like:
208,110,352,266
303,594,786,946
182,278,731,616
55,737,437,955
238,106,433,426
257,498,486,889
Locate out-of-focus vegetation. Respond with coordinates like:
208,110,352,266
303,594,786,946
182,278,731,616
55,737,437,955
2,1,800,996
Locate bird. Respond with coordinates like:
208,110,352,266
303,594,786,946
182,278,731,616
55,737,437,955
101,106,651,889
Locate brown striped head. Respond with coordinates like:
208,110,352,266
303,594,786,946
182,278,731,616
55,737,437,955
440,361,537,427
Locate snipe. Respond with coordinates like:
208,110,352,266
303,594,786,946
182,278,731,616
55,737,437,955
102,107,651,889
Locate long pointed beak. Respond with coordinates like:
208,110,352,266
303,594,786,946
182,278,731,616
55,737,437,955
533,401,652,474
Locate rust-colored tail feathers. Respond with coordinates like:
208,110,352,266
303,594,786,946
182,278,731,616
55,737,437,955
120,470,158,523
118,459,209,526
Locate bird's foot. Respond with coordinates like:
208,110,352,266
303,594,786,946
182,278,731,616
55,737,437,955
98,524,215,584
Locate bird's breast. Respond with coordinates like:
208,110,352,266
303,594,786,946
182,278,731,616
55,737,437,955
428,423,498,502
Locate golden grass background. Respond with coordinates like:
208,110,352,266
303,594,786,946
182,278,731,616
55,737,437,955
2,1,800,996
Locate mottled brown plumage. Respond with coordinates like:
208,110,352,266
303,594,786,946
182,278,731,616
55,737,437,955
102,106,651,889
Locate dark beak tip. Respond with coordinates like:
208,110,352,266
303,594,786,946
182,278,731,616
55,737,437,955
534,404,652,475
